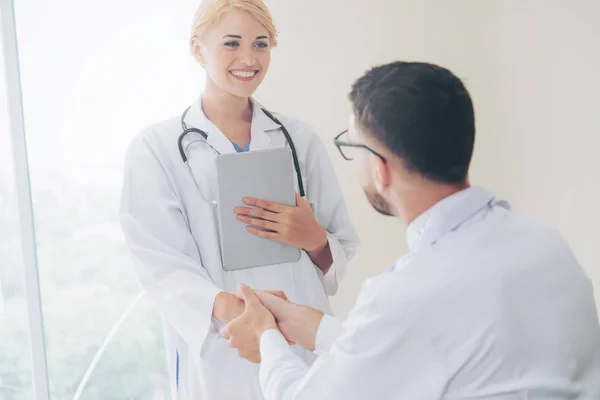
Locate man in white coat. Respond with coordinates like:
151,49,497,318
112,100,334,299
222,61,600,399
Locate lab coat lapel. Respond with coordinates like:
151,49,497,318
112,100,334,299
181,98,212,136
248,98,279,151
413,187,506,251
183,98,238,155
184,97,279,154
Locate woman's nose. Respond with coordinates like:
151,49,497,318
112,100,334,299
238,48,256,67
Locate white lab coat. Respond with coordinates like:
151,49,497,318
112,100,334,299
258,187,600,399
119,97,359,399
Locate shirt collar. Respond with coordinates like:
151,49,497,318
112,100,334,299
182,96,280,154
405,186,504,252
406,205,433,252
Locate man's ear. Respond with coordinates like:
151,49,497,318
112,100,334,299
190,37,205,67
372,156,390,193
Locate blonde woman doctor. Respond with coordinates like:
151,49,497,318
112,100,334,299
119,0,359,398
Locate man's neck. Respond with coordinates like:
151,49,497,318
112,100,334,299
397,181,471,226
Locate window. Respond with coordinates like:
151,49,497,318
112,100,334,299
1,1,206,398
0,28,35,399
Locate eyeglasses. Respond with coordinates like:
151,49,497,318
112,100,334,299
334,130,387,163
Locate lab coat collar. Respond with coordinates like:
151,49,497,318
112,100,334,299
249,97,280,150
182,97,279,154
249,97,282,132
406,186,508,252
183,97,233,154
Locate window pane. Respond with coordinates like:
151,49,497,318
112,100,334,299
74,296,170,400
0,26,34,400
13,1,204,398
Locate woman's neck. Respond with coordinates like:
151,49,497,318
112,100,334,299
201,80,253,125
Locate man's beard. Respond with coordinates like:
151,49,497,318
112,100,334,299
364,185,394,217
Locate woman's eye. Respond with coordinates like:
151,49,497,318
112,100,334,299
224,41,239,48
255,42,269,49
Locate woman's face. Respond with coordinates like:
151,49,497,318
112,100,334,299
193,9,272,98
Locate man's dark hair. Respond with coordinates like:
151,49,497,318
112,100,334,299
349,61,475,185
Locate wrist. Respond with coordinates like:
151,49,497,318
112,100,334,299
301,305,324,352
255,313,279,342
256,321,278,339
306,228,328,254
284,304,323,351
306,232,333,275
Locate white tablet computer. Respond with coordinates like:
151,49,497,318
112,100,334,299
215,147,301,271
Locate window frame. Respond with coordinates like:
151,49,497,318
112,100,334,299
1,1,51,399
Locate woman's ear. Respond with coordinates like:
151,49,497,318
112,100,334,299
190,37,205,67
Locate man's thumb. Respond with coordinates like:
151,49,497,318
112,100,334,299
238,284,260,308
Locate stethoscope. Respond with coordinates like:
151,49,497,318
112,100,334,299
177,105,305,197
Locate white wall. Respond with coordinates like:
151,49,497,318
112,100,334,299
258,0,600,318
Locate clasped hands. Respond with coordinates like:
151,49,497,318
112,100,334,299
220,285,324,363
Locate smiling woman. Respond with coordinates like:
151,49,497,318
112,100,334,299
118,0,359,399
188,0,277,149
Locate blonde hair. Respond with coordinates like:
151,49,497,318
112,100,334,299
190,0,278,47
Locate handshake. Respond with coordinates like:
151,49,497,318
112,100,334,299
220,284,325,363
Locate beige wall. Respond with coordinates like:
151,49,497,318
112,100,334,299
257,0,600,318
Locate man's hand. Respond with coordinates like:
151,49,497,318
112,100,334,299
220,285,278,363
255,291,324,352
